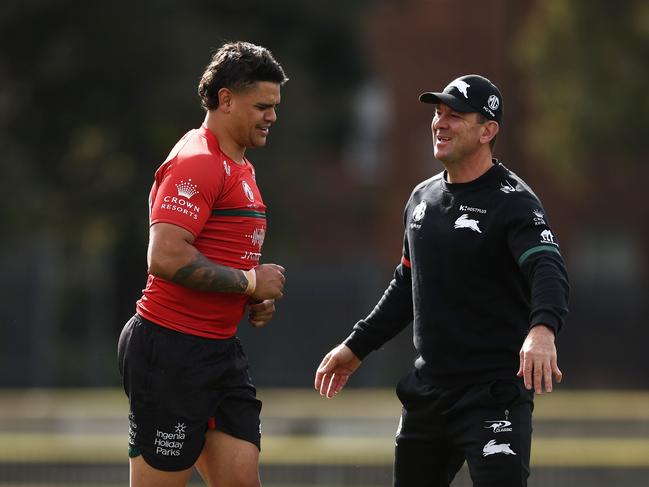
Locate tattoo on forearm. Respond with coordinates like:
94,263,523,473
172,253,248,292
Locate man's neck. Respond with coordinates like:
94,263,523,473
443,151,494,184
204,112,246,164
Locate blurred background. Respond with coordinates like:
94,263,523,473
1,0,648,485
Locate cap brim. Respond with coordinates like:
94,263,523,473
419,92,475,113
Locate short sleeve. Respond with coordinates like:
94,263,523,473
150,154,225,237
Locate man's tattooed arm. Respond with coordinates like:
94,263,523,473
172,252,249,292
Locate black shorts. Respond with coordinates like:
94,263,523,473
394,370,534,487
117,314,262,471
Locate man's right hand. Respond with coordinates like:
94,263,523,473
249,264,285,300
314,344,361,398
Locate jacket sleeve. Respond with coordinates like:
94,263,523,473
520,252,569,334
343,235,414,360
507,194,570,334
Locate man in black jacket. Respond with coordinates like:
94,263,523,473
314,74,569,487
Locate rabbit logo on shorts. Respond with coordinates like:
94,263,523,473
483,439,516,457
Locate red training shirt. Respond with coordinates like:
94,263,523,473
136,125,267,338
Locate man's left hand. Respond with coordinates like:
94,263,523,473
517,324,562,394
248,299,275,327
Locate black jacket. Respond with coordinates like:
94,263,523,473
344,162,570,387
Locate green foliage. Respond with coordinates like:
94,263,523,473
516,0,649,175
0,0,369,244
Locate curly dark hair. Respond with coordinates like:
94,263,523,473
198,41,288,111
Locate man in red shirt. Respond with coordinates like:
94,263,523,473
118,41,288,487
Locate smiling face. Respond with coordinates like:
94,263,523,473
227,81,281,150
431,103,490,164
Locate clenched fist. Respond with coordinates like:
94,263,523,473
249,264,285,300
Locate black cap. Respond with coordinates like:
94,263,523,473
419,74,503,123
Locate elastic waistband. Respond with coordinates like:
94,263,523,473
134,313,237,344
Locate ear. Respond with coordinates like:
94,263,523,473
480,120,499,145
217,88,234,112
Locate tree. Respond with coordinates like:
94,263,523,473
516,0,649,177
